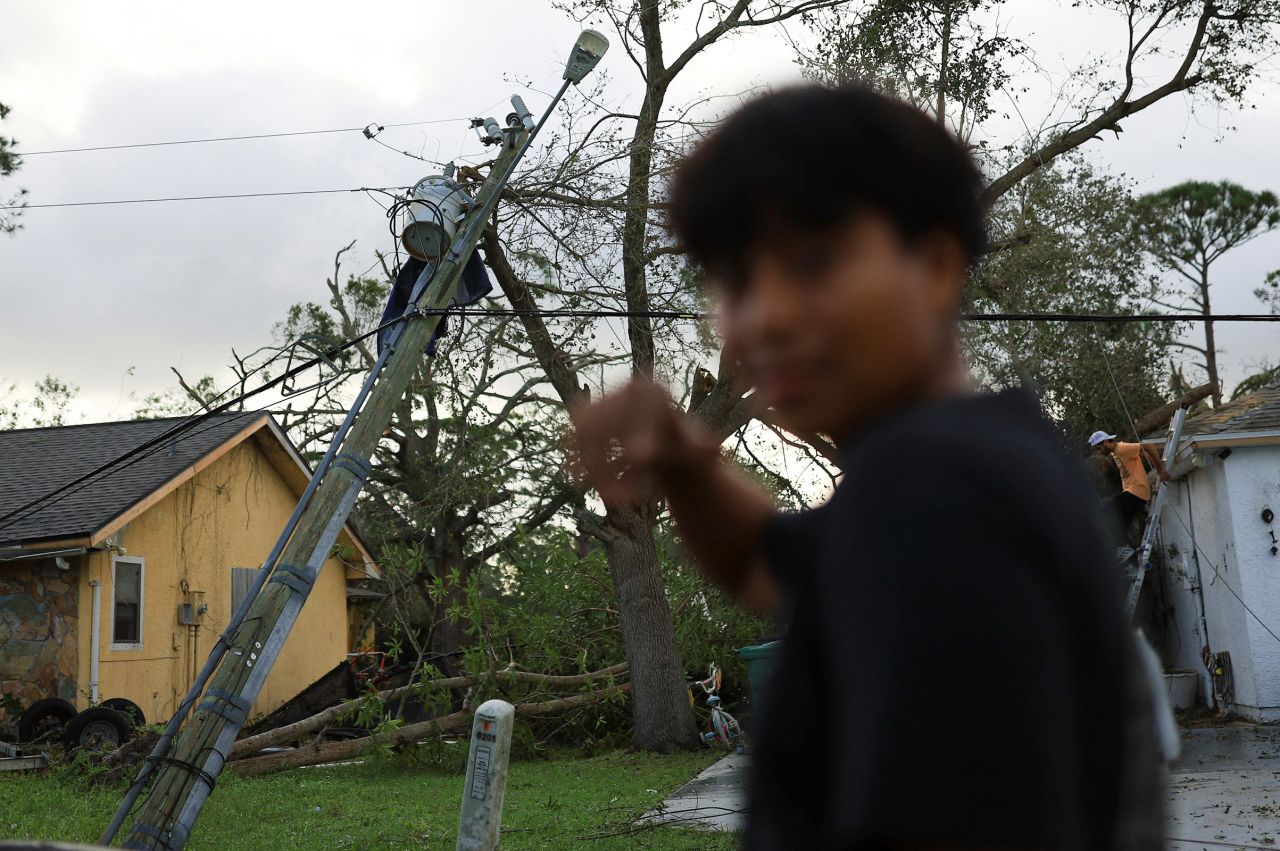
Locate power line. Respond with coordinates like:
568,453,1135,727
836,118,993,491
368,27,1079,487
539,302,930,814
1090,321,1142,438
964,312,1280,323
432,307,1280,324
0,314,409,539
3,304,1277,536
1093,333,1280,649
10,119,469,157
1166,502,1280,648
0,186,409,210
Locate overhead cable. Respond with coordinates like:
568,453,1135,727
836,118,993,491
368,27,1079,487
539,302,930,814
425,307,1280,324
3,306,1276,534
0,313,408,537
1,186,408,210
11,119,468,157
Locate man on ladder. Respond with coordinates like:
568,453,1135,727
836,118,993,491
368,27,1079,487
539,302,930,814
1089,430,1171,540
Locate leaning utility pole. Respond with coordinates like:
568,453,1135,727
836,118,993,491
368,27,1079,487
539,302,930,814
108,31,608,850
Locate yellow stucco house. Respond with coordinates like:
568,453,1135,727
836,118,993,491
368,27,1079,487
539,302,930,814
0,412,379,738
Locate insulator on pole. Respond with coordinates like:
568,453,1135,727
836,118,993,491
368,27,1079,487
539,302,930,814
509,96,535,131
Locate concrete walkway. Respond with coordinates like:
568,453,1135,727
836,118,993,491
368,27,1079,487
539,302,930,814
638,750,750,833
643,725,1280,845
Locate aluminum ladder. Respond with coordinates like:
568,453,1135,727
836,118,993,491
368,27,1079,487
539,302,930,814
1122,406,1188,620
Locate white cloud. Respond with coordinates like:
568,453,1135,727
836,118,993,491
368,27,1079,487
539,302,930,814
0,0,1276,418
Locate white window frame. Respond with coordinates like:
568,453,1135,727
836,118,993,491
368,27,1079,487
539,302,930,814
110,555,145,650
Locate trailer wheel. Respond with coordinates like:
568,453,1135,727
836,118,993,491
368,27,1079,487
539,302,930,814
65,707,132,751
100,698,145,727
17,697,76,742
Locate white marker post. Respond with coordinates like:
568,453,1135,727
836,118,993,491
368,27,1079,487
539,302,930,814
456,699,515,851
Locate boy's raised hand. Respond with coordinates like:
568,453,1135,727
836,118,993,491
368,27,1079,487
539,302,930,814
567,379,716,506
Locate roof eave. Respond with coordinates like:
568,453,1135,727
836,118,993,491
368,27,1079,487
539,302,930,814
1149,428,1280,449
86,414,271,547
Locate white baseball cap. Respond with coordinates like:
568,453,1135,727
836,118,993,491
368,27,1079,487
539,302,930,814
1088,430,1117,447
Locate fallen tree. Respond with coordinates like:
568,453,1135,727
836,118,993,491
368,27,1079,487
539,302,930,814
228,661,629,760
227,684,631,778
1133,383,1216,436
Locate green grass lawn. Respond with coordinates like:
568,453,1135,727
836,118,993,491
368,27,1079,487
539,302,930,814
0,749,737,850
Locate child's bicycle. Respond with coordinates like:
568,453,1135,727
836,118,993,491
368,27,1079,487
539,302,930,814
690,662,746,754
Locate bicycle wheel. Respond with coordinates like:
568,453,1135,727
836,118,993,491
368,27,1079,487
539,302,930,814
712,708,733,748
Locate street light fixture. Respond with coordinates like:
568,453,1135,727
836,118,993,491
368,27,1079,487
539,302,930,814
564,29,609,84
399,30,610,265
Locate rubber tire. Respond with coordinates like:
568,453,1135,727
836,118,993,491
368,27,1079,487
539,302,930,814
64,707,132,751
322,727,365,741
17,697,76,743
100,698,145,727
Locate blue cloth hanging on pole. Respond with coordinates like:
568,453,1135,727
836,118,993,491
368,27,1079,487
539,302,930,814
376,251,494,355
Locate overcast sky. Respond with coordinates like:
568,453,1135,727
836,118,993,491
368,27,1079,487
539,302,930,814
1,0,1276,423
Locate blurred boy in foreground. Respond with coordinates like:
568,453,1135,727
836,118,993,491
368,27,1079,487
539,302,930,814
570,86,1161,850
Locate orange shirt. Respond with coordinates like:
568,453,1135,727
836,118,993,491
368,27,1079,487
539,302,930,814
1111,442,1151,501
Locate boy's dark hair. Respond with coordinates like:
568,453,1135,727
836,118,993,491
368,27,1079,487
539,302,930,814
668,85,987,278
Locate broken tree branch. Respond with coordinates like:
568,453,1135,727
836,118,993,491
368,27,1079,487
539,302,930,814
229,661,628,759
227,684,631,778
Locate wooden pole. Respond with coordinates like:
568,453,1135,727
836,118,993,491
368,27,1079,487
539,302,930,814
121,132,528,851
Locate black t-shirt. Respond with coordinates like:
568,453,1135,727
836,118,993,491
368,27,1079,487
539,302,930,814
748,389,1136,850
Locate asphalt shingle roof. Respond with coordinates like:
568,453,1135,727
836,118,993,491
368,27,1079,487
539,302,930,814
0,412,264,546
1178,380,1280,439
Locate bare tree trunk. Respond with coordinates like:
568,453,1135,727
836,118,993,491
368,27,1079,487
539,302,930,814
600,505,698,751
935,1,951,126
1200,268,1221,407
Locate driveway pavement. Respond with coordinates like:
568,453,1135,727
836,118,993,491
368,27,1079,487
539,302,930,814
643,724,1280,847
1169,724,1280,849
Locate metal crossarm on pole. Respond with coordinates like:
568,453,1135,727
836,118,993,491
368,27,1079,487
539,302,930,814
1123,407,1188,620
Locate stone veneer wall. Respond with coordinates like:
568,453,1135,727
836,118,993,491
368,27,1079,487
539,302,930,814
0,558,79,720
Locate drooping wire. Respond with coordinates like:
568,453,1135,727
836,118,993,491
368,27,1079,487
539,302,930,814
0,313,412,537
4,308,1277,539
1165,502,1280,648
1090,321,1142,438
1089,324,1280,651
364,126,450,168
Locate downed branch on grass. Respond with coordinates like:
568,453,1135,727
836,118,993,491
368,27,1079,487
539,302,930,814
228,661,628,760
227,684,632,778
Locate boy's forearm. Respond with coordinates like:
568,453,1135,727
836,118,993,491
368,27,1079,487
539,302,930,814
659,454,777,598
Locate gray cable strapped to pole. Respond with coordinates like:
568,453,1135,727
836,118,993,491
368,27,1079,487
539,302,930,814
109,73,579,850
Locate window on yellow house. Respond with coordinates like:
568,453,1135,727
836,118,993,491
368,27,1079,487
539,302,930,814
111,556,144,647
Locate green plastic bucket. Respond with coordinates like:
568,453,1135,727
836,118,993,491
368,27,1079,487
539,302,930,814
737,641,781,711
